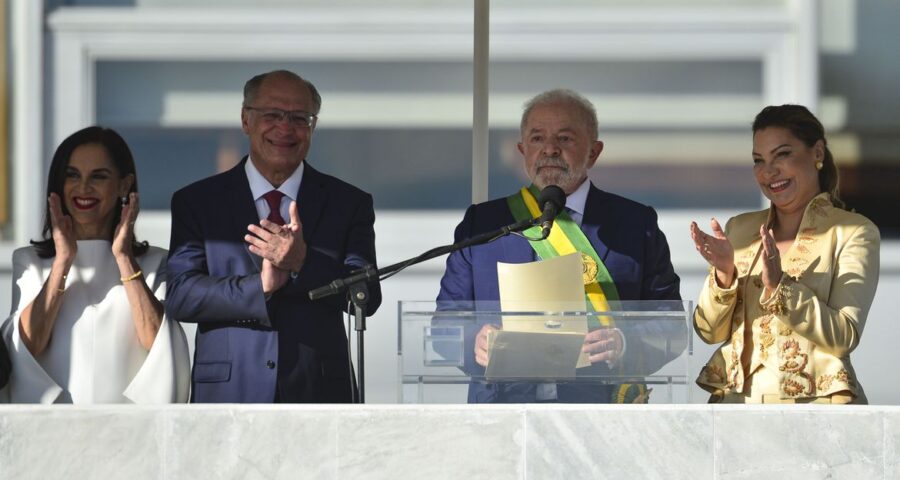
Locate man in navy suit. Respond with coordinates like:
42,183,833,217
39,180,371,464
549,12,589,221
0,336,9,390
167,70,380,403
437,89,682,403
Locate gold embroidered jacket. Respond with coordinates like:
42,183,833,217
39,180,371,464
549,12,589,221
694,193,880,402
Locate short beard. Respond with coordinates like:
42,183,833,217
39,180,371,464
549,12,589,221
532,156,583,192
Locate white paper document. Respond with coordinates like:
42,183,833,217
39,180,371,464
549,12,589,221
485,253,590,379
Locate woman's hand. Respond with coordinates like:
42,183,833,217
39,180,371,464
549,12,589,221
691,218,735,287
22,193,76,356
48,193,77,264
111,191,163,350
759,225,783,297
112,192,138,260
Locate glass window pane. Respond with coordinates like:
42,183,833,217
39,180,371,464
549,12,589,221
96,60,475,210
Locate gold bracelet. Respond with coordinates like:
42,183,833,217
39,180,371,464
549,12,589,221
57,273,68,294
121,270,143,283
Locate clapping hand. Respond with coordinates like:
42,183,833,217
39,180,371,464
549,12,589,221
112,192,138,260
48,193,77,264
246,201,307,294
690,218,735,287
260,259,289,295
759,225,783,297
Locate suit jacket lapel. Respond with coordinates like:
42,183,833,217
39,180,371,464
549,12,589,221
296,162,326,238
227,157,264,271
581,184,611,263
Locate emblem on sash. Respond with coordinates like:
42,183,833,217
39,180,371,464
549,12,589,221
581,253,598,285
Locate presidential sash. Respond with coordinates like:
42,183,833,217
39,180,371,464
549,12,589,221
506,185,619,320
506,185,648,403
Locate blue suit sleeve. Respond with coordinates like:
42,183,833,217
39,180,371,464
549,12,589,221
437,205,477,305
435,205,485,375
0,335,9,389
617,205,686,375
640,206,681,301
165,189,271,325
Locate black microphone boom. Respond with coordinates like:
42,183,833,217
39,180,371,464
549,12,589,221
537,185,566,239
306,184,563,404
309,186,566,301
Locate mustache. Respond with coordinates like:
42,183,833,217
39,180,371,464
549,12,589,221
535,156,568,170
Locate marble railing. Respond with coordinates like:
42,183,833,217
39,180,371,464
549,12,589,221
0,404,898,479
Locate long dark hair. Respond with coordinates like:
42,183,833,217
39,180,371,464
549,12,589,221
32,126,149,258
752,104,845,209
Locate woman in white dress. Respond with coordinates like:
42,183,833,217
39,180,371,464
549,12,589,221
1,126,190,403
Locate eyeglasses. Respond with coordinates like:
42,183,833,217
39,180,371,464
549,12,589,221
244,106,317,128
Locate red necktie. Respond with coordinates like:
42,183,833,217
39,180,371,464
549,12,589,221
262,190,286,225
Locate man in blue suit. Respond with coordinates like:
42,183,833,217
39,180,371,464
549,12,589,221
167,70,380,403
437,89,682,403
0,336,9,390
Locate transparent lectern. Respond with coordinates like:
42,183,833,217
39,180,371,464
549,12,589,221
399,300,693,403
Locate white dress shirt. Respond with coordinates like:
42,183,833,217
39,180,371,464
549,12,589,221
562,177,591,227
245,156,304,223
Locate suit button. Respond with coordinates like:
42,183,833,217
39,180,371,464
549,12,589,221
266,360,276,369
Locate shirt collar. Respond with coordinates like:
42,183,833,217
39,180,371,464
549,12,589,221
565,178,591,216
245,156,304,201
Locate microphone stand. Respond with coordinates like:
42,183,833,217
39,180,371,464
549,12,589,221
309,215,541,403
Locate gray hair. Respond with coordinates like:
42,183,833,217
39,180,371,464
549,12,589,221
520,89,598,140
242,70,322,115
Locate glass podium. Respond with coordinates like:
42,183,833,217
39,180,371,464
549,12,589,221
399,300,693,404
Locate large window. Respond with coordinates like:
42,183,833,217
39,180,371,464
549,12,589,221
97,59,765,211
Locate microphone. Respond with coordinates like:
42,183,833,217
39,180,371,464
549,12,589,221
536,185,566,239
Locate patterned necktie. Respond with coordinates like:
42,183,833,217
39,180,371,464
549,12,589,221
565,206,581,226
262,190,286,225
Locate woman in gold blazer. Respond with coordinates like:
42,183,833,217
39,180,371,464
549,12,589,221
690,105,880,403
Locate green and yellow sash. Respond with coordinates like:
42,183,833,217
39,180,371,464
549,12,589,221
506,185,619,320
506,185,648,403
